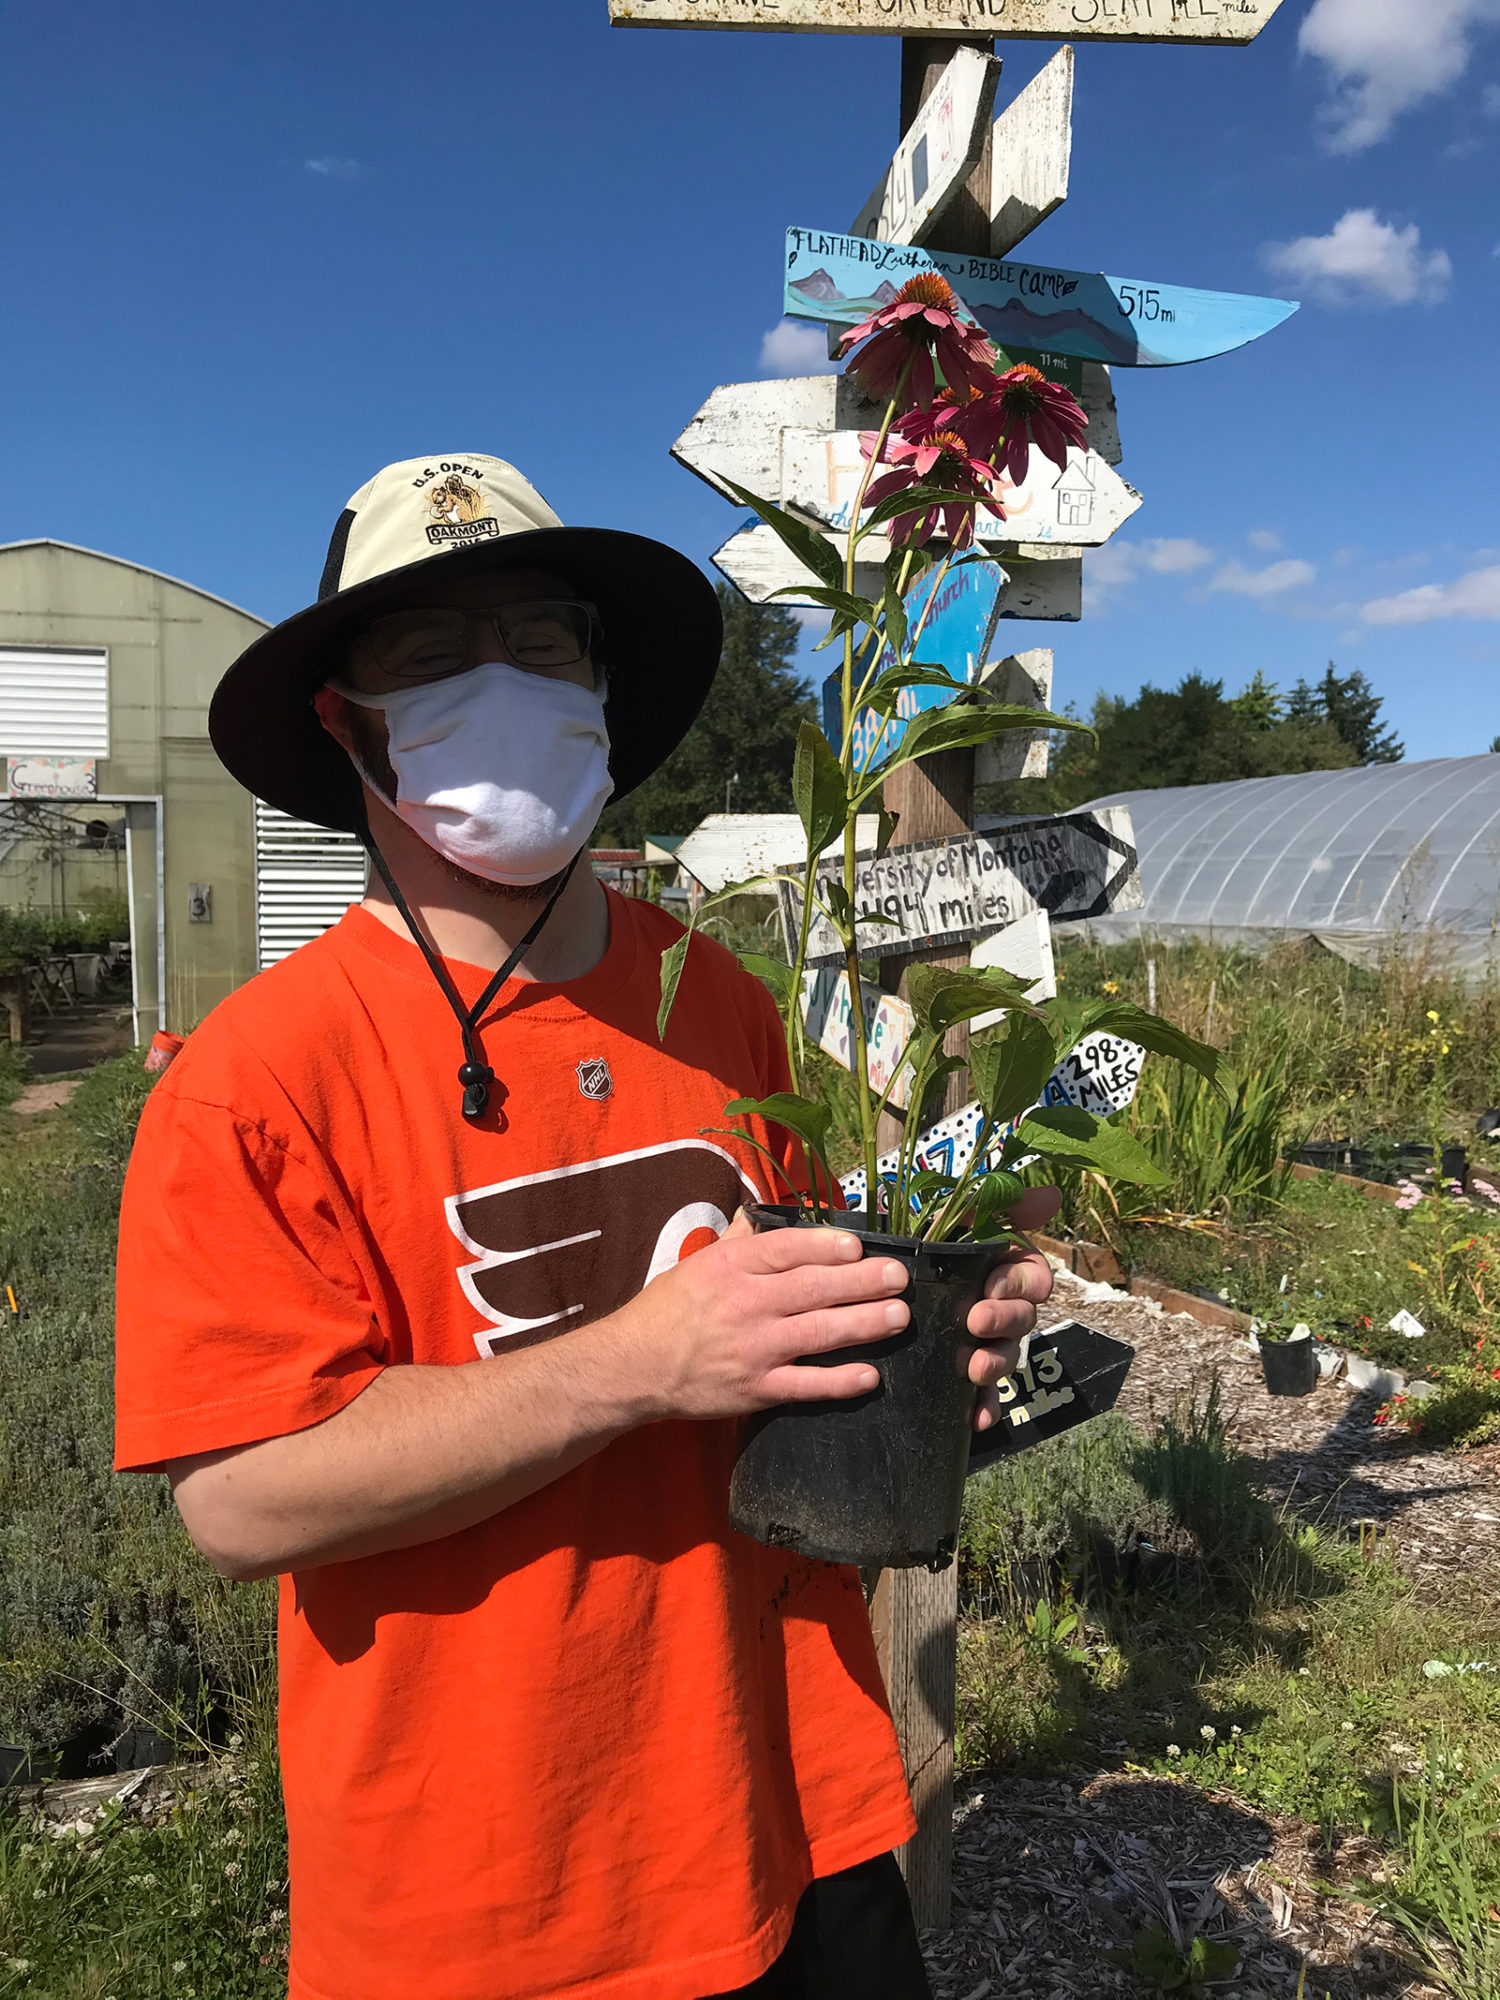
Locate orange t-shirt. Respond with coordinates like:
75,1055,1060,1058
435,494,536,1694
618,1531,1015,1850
114,892,914,2000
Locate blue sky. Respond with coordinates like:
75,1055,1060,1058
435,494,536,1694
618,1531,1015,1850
1,0,1496,760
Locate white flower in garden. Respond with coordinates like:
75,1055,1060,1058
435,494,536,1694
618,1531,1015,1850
224,1860,242,1879
1231,1726,1242,1739
1167,1744,1182,1759
1200,1725,1216,1741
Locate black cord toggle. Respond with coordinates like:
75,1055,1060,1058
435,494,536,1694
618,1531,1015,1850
458,1061,494,1121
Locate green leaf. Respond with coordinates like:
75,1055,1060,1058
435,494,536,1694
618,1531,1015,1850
737,951,795,1009
972,1170,1028,1233
906,964,1045,1035
725,1092,834,1158
876,805,899,857
860,662,969,721
792,721,850,857
1071,1002,1226,1099
880,577,908,658
722,478,842,590
1017,1106,1169,1187
657,932,692,1042
861,483,994,534
766,584,878,626
970,1015,1059,1128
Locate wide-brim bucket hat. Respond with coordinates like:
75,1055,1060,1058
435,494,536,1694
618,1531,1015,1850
209,452,723,832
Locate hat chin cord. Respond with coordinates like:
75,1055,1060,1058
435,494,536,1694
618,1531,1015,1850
353,803,581,1121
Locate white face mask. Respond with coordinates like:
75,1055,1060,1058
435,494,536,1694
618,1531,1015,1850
341,661,612,887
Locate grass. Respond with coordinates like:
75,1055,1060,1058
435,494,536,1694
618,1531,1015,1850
0,1692,289,1999
0,1052,274,1767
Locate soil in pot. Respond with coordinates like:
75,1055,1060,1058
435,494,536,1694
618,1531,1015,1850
729,1204,995,1571
1261,1333,1319,1398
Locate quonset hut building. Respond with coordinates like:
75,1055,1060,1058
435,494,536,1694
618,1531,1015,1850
1076,757,1500,980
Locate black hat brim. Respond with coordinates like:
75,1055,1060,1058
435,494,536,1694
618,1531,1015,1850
208,527,723,832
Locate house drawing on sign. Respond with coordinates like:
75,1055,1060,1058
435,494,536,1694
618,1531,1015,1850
1054,456,1096,530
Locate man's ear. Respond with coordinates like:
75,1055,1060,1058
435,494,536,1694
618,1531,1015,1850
313,684,357,754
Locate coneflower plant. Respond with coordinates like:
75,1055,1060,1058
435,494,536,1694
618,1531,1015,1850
659,273,1220,1243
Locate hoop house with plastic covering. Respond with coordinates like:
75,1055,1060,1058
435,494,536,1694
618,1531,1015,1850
1072,756,1500,979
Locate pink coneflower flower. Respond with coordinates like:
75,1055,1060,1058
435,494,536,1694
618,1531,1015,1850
837,273,997,414
968,363,1089,486
861,406,1002,549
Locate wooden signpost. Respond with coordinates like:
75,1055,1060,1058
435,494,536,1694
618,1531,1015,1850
989,43,1072,254
851,45,1001,243
785,226,1299,366
622,0,1295,1932
609,0,1291,45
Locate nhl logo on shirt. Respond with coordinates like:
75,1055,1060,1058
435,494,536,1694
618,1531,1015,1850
576,1058,613,1101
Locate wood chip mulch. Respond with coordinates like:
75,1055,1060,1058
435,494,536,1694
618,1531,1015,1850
921,1770,1442,1999
1045,1266,1500,1599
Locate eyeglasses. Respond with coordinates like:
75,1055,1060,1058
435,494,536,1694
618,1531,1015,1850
361,601,602,683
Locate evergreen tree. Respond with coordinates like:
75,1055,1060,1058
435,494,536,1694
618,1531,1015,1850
1228,669,1282,731
593,586,813,849
1286,663,1402,764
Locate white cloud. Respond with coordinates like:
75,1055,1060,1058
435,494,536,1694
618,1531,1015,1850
1300,0,1500,153
1142,538,1214,575
1362,564,1500,624
1209,559,1317,599
1263,210,1452,307
305,156,361,179
1249,527,1284,553
758,320,839,377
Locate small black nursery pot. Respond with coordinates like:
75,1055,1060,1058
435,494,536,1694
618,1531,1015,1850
1260,1331,1318,1398
727,1203,997,1571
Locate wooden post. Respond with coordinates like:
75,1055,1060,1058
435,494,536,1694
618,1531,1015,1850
871,36,995,1935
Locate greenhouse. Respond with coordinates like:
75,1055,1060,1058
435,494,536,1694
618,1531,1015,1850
1075,755,1500,978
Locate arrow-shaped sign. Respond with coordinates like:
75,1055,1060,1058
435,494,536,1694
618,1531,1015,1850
967,1322,1136,1472
851,46,1001,246
782,808,1142,967
990,44,1072,257
713,522,1080,620
610,0,1289,46
783,430,1141,548
785,226,1298,367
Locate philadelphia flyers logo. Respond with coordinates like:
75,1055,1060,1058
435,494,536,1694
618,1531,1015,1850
446,1139,758,1359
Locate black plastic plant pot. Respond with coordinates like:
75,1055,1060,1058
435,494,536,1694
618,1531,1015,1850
1260,1335,1318,1398
728,1203,996,1572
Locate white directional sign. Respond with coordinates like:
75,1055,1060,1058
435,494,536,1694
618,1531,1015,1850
990,45,1073,257
781,430,1140,548
972,650,1052,785
783,808,1142,966
851,47,1001,246
713,522,1080,621
674,372,1121,500
610,0,1289,45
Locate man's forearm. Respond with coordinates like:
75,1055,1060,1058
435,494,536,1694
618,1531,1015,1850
169,1318,658,1581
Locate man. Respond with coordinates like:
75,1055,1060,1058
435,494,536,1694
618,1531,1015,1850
114,452,1058,2000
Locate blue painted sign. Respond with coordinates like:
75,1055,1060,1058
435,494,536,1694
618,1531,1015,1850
784,227,1298,369
822,559,1007,773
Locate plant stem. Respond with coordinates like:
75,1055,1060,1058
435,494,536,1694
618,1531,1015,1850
840,356,914,1225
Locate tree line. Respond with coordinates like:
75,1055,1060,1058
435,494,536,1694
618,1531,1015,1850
594,589,1407,846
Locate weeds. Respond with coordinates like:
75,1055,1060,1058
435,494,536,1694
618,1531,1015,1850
1374,1744,1500,2000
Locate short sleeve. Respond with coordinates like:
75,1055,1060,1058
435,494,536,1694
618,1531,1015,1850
114,1084,388,1474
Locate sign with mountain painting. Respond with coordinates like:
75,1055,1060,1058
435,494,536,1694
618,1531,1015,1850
784,227,1298,368
610,0,1288,45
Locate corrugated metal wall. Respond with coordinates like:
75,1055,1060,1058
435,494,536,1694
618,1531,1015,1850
253,801,367,968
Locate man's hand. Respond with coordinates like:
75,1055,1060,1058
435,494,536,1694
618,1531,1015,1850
611,1209,912,1422
962,1186,1062,1432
